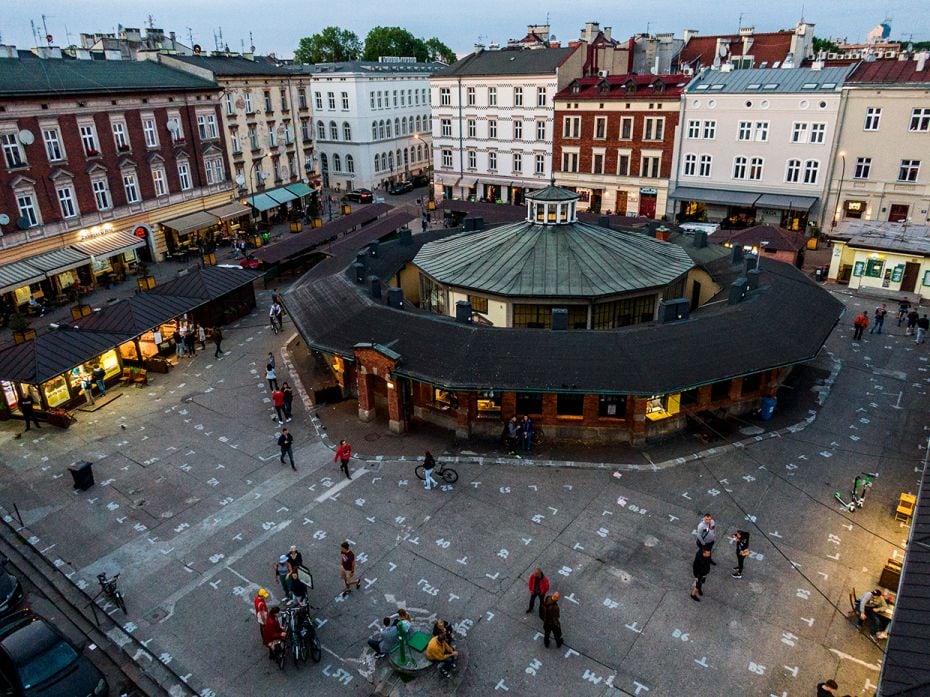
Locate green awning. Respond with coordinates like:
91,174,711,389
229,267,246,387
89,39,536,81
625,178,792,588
247,193,279,212
265,187,298,204
285,182,314,198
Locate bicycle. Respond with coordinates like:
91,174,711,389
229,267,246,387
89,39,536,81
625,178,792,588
270,313,282,334
415,460,458,484
96,572,127,614
282,599,321,666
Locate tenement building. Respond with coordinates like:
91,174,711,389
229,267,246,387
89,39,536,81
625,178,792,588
286,185,842,444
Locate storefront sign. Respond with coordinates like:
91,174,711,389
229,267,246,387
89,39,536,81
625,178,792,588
640,188,658,195
852,261,865,277
891,264,905,283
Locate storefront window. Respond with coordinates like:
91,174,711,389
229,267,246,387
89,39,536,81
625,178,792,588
119,340,139,362
515,392,543,415
433,388,457,410
92,256,112,275
55,269,78,290
645,393,680,421
477,391,501,419
556,393,584,417
98,349,120,377
43,375,71,407
865,259,884,278
741,373,762,394
598,395,626,418
2,381,19,410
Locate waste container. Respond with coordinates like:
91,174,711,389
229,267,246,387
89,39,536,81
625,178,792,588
68,460,94,491
814,268,824,282
759,396,777,422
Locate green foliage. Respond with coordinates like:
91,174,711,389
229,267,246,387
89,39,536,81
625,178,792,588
9,312,30,332
362,26,456,64
294,26,361,64
812,36,840,54
424,37,456,64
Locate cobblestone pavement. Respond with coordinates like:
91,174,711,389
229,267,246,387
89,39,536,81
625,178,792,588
0,283,924,697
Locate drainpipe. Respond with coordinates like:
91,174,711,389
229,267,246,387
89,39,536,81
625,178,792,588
670,85,689,222
824,79,851,231
457,76,465,199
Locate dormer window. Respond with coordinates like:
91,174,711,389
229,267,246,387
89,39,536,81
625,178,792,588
570,81,581,94
625,80,636,94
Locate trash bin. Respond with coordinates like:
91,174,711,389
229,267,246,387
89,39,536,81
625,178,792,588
814,268,824,282
68,460,94,491
759,396,777,422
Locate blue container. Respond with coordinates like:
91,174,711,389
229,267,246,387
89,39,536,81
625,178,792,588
760,396,777,421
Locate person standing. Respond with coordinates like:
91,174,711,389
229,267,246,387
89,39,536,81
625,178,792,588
267,352,275,371
853,311,869,340
339,541,362,596
213,327,224,358
197,324,207,350
253,588,269,638
506,417,519,454
261,606,286,659
541,591,563,648
520,414,534,453
816,679,839,696
80,372,95,405
691,548,712,601
176,323,187,357
423,450,437,490
869,304,887,334
334,439,352,479
916,314,929,344
278,428,295,470
731,530,750,579
266,363,278,391
695,513,717,565
272,388,286,425
281,382,293,422
897,298,911,326
273,554,291,598
184,330,196,356
92,364,107,396
19,391,41,432
906,308,919,336
526,568,550,614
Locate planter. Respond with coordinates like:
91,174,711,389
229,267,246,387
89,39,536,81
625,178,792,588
312,217,323,228
136,276,156,292
289,221,303,233
342,204,352,215
70,304,93,321
13,328,37,344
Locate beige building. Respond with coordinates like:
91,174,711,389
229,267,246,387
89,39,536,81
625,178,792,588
827,220,930,297
824,54,930,230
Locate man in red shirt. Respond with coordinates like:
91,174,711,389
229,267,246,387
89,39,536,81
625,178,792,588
526,567,550,614
272,388,286,425
339,541,362,597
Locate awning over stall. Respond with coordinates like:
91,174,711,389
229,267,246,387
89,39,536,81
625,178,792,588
72,230,147,259
668,186,761,207
265,187,298,205
246,193,279,212
207,201,252,221
0,259,45,294
754,193,818,211
285,182,314,198
25,248,91,276
161,210,218,235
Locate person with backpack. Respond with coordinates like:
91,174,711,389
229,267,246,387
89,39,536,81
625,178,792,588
731,530,750,579
213,327,224,358
423,450,437,490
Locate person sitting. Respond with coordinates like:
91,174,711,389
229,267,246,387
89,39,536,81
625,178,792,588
432,619,454,646
261,606,286,658
857,588,889,639
425,632,458,678
367,616,399,658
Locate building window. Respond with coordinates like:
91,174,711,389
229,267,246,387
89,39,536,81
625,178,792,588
514,120,523,140
315,91,323,110
442,119,453,137
251,126,261,149
111,120,129,150
592,152,604,174
537,86,546,107
346,154,354,173
280,88,289,112
910,108,930,132
643,117,664,141
16,189,39,226
854,157,871,179
439,87,451,106
333,154,341,172
617,152,630,176
513,152,522,173
419,274,447,314
329,121,338,140
598,395,626,418
515,393,543,414
563,116,580,139
441,149,452,168
733,156,747,179
244,92,254,113
79,124,98,156
489,151,497,170
803,159,820,184
591,295,656,328
343,122,352,141
536,120,546,141
698,154,712,177
488,86,497,105
791,122,808,143
374,154,381,171
466,86,475,106
514,86,523,106
810,122,826,144
748,156,763,180
269,128,278,148
142,118,158,148
91,179,111,210
298,88,307,109
152,167,167,197
177,161,192,190
489,119,497,139
371,121,378,140
379,121,386,139
317,121,327,140
683,153,697,176
899,159,920,182
687,120,700,139
641,155,660,178
341,91,349,110
863,106,881,131
225,92,235,115
535,153,545,174
122,171,140,203
467,150,476,169
702,120,716,139
377,91,383,109
556,393,584,417
466,295,488,313
594,116,607,140
57,186,77,218
263,90,273,112
619,117,633,140
738,121,752,141
754,121,769,142
785,159,801,183
466,119,475,138
562,151,578,172
42,128,64,161
197,113,219,140
322,91,332,110
205,157,225,185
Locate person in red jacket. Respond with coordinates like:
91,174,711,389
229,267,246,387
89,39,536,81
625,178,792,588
853,311,869,341
334,439,352,479
526,567,550,614
271,388,286,425
261,606,286,658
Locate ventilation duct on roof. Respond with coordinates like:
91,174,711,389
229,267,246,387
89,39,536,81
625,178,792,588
551,308,568,330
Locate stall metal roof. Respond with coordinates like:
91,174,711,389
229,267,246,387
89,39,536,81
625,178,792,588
207,201,252,221
0,259,45,294
71,230,147,258
0,329,134,384
23,248,91,276
73,294,195,335
285,182,314,198
160,210,218,234
265,187,298,205
149,266,262,300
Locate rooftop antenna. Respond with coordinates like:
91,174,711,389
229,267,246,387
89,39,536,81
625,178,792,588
240,38,245,53
646,21,651,35
65,25,74,46
738,12,744,32
800,4,805,23
30,19,40,47
41,14,52,45
249,31,255,54
146,14,156,30
187,27,194,48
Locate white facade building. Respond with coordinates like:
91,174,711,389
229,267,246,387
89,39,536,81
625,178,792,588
668,65,854,231
430,46,584,204
295,59,441,193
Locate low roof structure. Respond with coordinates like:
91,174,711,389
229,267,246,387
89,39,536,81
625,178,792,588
831,220,930,256
711,225,807,252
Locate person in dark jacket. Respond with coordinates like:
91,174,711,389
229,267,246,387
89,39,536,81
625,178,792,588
541,592,563,647
526,568,550,613
213,327,224,358
731,530,750,579
19,392,41,432
92,365,107,396
281,382,294,422
519,415,534,453
691,549,712,601
278,428,295,470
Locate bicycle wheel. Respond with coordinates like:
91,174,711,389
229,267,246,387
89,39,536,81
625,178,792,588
441,467,458,484
114,591,127,615
414,464,426,481
309,629,322,662
292,633,303,668
276,642,286,670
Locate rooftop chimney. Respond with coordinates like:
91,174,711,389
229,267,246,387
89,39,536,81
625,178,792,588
659,298,690,322
368,276,382,300
745,255,758,272
368,240,380,258
0,45,19,59
387,287,404,309
730,244,744,264
917,51,928,72
455,300,473,324
683,29,699,44
598,215,611,229
747,268,761,290
693,230,708,248
352,262,365,283
728,277,748,305
398,227,412,245
739,26,755,37
551,308,568,330
355,252,368,271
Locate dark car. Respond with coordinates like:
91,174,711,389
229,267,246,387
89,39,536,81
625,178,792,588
344,189,373,203
0,561,23,617
0,610,108,696
410,174,429,187
388,180,413,195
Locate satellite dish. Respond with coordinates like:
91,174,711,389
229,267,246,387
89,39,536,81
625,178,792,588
0,213,10,225
235,174,246,186
719,44,729,57
193,44,202,55
18,129,35,145
235,98,245,109
166,119,180,134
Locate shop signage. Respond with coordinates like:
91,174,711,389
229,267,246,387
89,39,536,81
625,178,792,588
134,224,151,239
640,188,658,195
891,264,905,283
852,261,865,277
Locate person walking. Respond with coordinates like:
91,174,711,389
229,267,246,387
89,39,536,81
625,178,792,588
281,382,293,422
197,324,207,351
273,554,291,598
334,439,352,479
731,530,750,579
213,327,224,358
278,428,295,470
869,304,887,334
691,548,712,601
906,308,919,336
897,298,911,326
423,450,437,490
254,588,270,638
695,513,717,565
266,363,278,391
817,679,839,696
19,391,41,432
526,568,550,614
367,617,399,657
184,330,196,357
267,352,275,371
92,364,107,396
520,414,534,453
916,314,929,344
176,324,187,357
339,541,362,596
853,311,869,340
272,388,286,425
541,592,563,648
80,372,95,405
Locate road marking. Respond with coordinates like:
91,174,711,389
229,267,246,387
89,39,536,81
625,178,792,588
315,470,369,502
828,648,881,671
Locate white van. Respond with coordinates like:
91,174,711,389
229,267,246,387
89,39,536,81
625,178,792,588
678,222,720,236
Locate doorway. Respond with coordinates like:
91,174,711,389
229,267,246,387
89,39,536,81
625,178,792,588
639,193,657,218
888,204,909,223
901,262,921,292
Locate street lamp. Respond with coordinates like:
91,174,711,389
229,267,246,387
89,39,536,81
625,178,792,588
240,151,274,206
413,132,434,203
831,151,846,231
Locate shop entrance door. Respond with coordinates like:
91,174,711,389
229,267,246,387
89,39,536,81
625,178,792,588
638,193,657,218
901,262,921,292
615,190,628,215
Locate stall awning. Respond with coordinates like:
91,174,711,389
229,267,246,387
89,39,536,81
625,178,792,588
0,259,45,294
265,187,298,205
72,230,146,259
754,193,818,211
285,182,314,198
669,186,761,207
161,210,218,235
207,201,252,221
25,248,91,276
246,193,279,212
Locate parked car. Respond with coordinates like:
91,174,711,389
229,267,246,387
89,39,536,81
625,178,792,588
344,189,373,203
410,174,429,187
0,557,23,617
388,180,413,195
0,610,109,696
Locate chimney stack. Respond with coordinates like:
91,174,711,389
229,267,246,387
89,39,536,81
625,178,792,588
368,276,382,300
745,255,758,272
728,277,749,305
693,230,708,248
455,300,473,323
551,308,568,330
387,288,404,308
352,263,366,283
917,51,928,72
368,240,380,257
730,244,744,264
747,268,761,290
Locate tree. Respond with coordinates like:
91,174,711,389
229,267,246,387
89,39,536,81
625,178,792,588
294,27,361,64
424,37,457,64
363,26,426,62
812,36,840,54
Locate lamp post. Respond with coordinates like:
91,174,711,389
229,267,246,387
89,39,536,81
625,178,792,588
831,151,846,231
240,151,273,229
413,132,434,203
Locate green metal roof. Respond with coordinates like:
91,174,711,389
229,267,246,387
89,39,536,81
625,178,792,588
526,185,580,202
265,187,298,205
247,193,279,212
285,182,314,197
0,52,220,97
413,220,695,298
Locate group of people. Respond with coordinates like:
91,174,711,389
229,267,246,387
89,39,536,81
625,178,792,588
367,610,459,677
503,415,535,454
690,513,751,601
526,568,563,648
853,298,929,342
71,364,108,406
173,321,208,358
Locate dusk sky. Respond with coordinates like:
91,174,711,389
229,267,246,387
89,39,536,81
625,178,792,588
3,0,928,58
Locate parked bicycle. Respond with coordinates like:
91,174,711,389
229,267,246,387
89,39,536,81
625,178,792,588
415,460,459,484
280,599,322,667
96,572,127,614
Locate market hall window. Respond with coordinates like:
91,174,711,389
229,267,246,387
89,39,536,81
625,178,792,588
556,393,584,417
467,295,489,314
741,372,762,395
591,295,656,328
598,395,626,418
710,380,730,402
645,393,680,420
477,391,501,419
515,393,543,415
433,388,457,410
